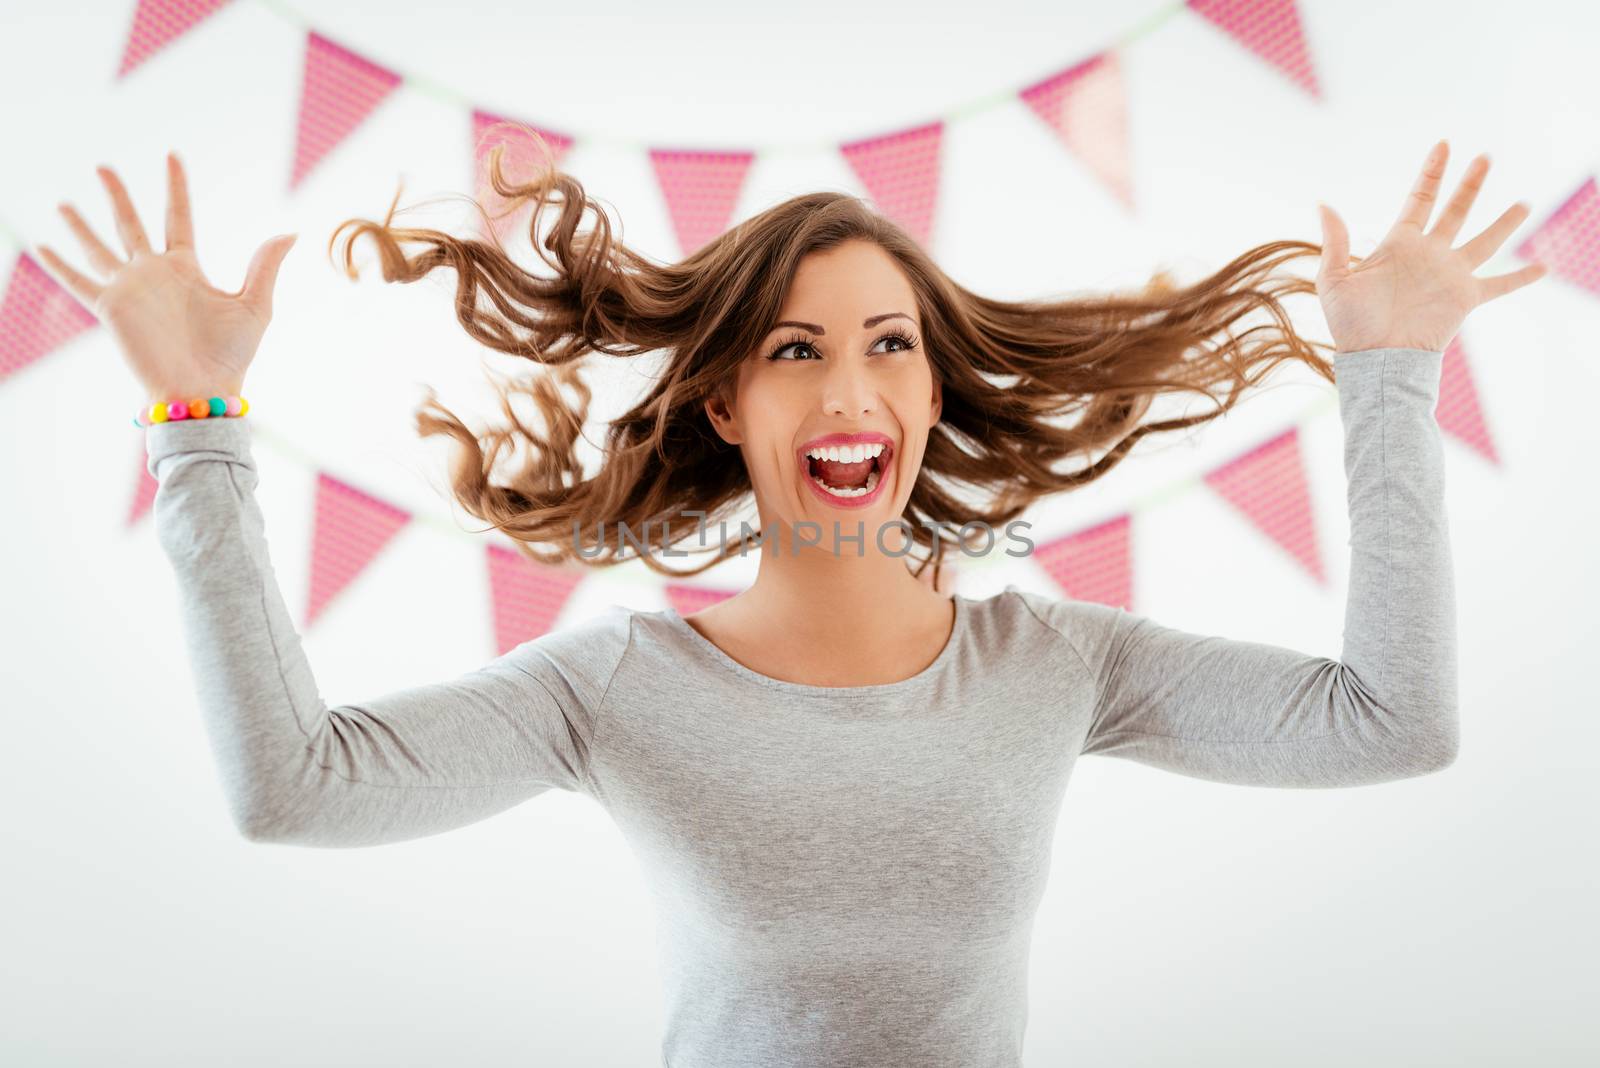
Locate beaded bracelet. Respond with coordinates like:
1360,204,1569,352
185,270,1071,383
133,394,249,428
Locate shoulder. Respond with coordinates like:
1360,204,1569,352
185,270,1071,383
498,604,637,713
977,584,1130,680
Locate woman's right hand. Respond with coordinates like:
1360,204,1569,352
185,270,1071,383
34,150,299,403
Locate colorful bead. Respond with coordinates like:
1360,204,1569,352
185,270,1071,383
136,394,249,427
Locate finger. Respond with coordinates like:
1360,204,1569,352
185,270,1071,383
1431,153,1490,245
57,202,124,276
166,150,194,251
1393,139,1450,233
33,245,105,311
95,164,153,257
1458,201,1533,266
1317,202,1350,282
1475,260,1548,303
241,233,298,318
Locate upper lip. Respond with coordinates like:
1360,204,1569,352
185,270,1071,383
799,431,895,452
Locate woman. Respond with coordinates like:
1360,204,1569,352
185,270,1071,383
37,138,1543,1067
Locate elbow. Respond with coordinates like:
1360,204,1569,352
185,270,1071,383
235,809,284,844
232,797,299,844
1402,709,1460,776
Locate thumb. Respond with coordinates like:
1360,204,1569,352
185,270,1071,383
1316,203,1349,283
241,232,297,317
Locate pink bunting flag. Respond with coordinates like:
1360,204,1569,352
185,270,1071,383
304,472,412,629
1202,426,1326,586
290,31,403,192
127,449,159,527
1019,52,1135,210
1515,176,1600,298
0,253,99,385
470,111,575,249
1031,514,1135,611
486,543,586,655
649,149,755,258
1186,0,1321,99
840,121,944,250
663,583,740,618
1436,336,1499,466
116,0,233,80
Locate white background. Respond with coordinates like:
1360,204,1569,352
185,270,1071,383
2,0,1596,1064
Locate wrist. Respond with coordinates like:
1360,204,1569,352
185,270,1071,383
145,383,245,405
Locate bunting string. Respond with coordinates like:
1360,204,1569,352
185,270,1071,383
1,0,1581,644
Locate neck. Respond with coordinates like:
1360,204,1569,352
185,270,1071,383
737,516,951,632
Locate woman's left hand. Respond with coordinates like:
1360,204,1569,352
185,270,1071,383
1315,140,1548,355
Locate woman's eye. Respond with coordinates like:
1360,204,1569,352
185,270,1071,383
769,342,816,361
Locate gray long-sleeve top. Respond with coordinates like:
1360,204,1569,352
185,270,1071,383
144,346,1457,1067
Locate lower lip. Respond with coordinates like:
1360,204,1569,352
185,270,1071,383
797,448,893,509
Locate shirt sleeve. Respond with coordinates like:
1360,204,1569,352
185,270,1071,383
145,416,630,847
1050,347,1459,788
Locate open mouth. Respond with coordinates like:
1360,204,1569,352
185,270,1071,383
799,440,893,504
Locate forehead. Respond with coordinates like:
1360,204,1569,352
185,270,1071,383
778,241,918,320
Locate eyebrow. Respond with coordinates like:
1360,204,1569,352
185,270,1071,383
768,312,913,336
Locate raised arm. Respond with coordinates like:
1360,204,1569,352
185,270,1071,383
1023,347,1458,788
1025,140,1547,787
34,152,631,847
147,416,629,847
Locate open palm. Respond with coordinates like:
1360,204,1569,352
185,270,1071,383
34,152,297,401
1316,141,1548,355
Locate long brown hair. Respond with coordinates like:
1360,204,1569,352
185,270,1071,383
328,123,1339,586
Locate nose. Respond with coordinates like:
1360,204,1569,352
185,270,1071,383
820,357,878,419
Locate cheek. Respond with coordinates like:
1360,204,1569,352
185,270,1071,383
732,372,804,480
738,369,809,431
887,361,937,418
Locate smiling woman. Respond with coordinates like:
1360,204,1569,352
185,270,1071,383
90,124,1539,1068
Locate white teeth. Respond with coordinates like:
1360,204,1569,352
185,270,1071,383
810,466,881,498
804,442,886,461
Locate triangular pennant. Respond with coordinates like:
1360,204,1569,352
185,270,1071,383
0,253,99,384
1515,176,1600,298
663,583,739,617
1202,426,1326,585
290,31,403,192
1186,0,1321,99
839,121,944,249
116,0,234,80
304,472,412,628
486,543,585,655
1436,336,1499,466
469,111,575,249
648,148,755,258
1018,51,1134,210
1031,513,1135,610
127,447,159,527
